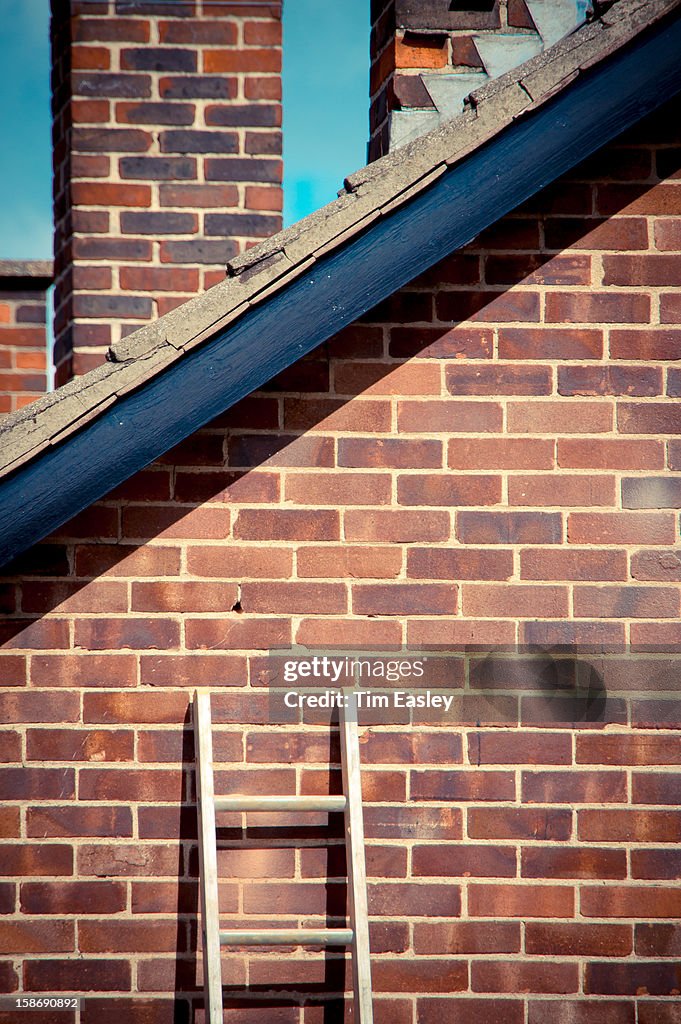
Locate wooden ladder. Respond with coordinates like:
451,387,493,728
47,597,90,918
193,690,373,1024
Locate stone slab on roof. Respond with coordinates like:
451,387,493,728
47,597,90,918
0,260,54,288
0,0,678,482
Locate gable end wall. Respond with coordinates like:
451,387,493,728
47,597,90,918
0,95,680,1022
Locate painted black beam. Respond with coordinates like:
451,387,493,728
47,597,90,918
1,10,681,567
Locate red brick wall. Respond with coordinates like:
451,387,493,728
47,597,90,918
51,0,283,384
0,263,52,416
1,98,680,1022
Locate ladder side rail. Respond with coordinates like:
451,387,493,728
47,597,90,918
339,694,374,1024
193,690,224,1024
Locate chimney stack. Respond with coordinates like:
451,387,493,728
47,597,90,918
50,0,283,384
369,0,587,160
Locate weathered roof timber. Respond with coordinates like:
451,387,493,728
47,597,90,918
0,0,680,565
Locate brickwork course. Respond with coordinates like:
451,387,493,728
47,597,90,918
0,262,53,416
51,0,283,384
1,83,681,1018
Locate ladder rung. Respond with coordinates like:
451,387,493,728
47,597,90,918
214,795,347,812
220,928,354,947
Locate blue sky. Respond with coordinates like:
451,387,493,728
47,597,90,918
0,0,369,260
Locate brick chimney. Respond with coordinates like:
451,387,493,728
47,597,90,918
0,261,53,416
50,0,283,384
369,0,588,160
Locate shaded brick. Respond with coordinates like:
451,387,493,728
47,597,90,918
373,958,467,993
413,843,516,878
365,806,461,840
458,511,562,544
73,72,152,97
468,807,572,841
585,961,681,996
558,437,664,469
568,512,675,544
160,129,238,154
507,400,613,434
579,810,681,844
73,294,152,318
119,155,196,180
408,547,512,581
159,183,238,207
574,585,679,618
240,582,347,615
637,1003,681,1024
544,215,648,251
486,253,591,286
526,922,632,956
633,772,681,805
509,474,615,507
121,47,196,72
345,509,449,542
398,474,501,507
446,364,551,395
528,1001,634,1024
611,328,681,359
413,921,519,955
159,238,238,263
369,881,460,917
73,127,151,152
234,509,338,541
469,883,574,918
352,583,455,616
603,254,681,286
73,618,180,651
120,210,198,234
206,157,281,182
159,75,237,99
558,364,661,397
27,806,132,838
472,960,578,994
75,18,151,43
463,583,568,617
499,327,603,360
636,923,681,956
20,881,125,914
389,325,491,359
546,292,650,323
522,846,627,880
398,400,502,432
577,733,681,766
437,289,540,323
24,958,130,992
468,731,572,765
618,402,681,434
338,438,442,469
0,919,74,954
631,550,681,582
186,617,291,651
285,472,390,506
0,845,73,877
284,397,391,433
78,843,178,878
449,438,554,469
520,548,627,581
